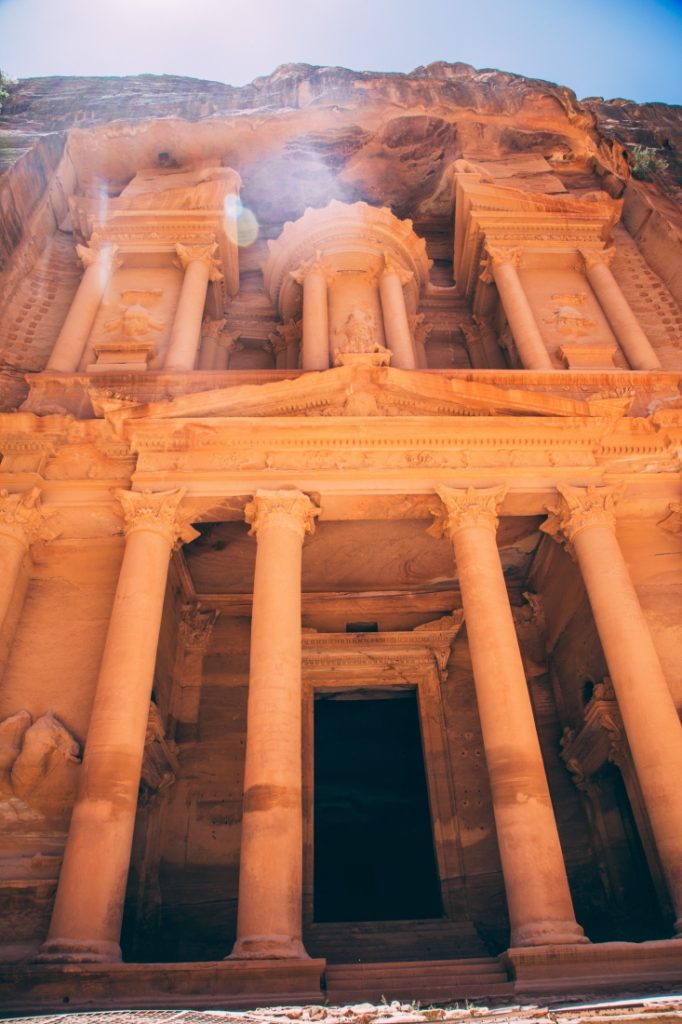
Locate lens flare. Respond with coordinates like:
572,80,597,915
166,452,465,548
224,195,259,248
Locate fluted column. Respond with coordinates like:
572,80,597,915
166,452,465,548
47,244,120,372
165,243,223,371
481,247,553,370
579,248,661,370
38,489,198,963
543,483,682,932
432,486,586,947
379,255,416,369
230,490,319,959
291,255,332,371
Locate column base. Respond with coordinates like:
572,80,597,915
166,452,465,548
35,938,122,963
228,934,310,960
511,919,590,947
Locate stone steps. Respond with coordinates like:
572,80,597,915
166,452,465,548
306,918,488,964
325,956,513,1005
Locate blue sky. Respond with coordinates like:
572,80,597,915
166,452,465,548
1,0,681,104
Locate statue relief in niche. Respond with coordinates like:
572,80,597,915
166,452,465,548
93,290,164,368
543,292,597,338
333,308,391,367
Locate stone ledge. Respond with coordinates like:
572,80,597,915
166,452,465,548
503,940,682,996
0,957,326,1014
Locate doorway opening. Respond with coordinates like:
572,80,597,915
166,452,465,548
313,687,442,922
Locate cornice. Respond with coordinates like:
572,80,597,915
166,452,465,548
302,613,463,684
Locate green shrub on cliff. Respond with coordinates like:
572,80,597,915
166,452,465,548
0,70,11,112
629,144,669,180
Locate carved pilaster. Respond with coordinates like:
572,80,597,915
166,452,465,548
178,603,219,651
408,312,432,347
542,483,620,554
0,488,59,548
245,489,319,541
429,485,507,539
174,241,223,282
115,488,200,548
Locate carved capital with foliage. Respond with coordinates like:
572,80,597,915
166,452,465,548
381,252,414,286
290,251,336,288
479,245,523,284
76,242,122,273
0,488,59,548
542,483,621,551
245,489,320,541
116,488,200,549
429,485,507,540
579,246,615,274
174,241,223,281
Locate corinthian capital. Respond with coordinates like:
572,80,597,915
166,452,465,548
76,242,122,272
479,245,523,284
381,252,414,285
290,251,336,287
0,488,59,547
174,242,223,281
579,247,615,273
541,483,621,550
245,489,320,540
179,603,219,651
429,485,507,540
116,488,200,549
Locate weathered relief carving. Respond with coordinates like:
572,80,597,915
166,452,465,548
0,711,81,821
333,309,391,367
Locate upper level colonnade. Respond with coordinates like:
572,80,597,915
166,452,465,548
35,158,669,380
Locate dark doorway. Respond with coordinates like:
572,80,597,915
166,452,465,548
313,688,442,922
590,762,670,941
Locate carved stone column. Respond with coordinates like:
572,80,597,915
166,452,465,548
291,255,332,371
432,486,586,947
580,249,661,370
47,244,120,372
38,489,198,963
230,490,319,959
379,255,417,369
165,243,223,371
543,483,682,932
0,489,55,637
481,247,553,370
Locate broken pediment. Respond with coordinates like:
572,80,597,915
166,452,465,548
90,362,633,425
452,162,622,301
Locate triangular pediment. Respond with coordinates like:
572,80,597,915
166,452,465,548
90,363,631,424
